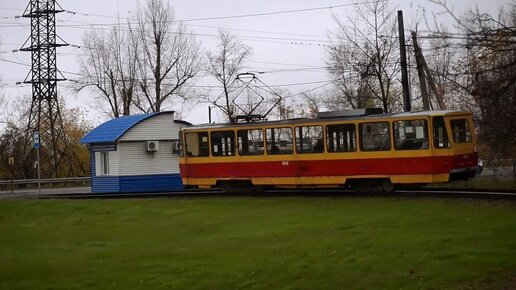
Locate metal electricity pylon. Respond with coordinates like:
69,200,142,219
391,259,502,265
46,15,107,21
20,0,69,178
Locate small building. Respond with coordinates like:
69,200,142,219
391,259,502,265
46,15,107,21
80,111,190,193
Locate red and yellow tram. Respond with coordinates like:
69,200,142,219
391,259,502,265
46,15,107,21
178,109,478,192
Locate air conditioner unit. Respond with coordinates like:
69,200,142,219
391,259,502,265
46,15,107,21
147,141,159,152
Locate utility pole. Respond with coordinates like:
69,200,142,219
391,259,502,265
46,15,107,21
410,31,447,110
397,11,411,112
20,0,69,178
421,54,447,110
8,157,14,194
411,31,430,110
33,131,41,194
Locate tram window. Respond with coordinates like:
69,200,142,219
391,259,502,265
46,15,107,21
359,122,391,151
450,119,472,143
432,117,450,149
238,129,264,155
211,131,235,156
266,127,293,155
394,119,429,150
295,126,323,153
184,132,210,157
326,124,356,153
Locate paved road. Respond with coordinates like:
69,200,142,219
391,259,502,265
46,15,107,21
0,186,91,199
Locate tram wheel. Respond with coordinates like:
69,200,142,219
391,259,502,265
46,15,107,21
349,178,393,193
381,179,394,192
217,180,254,194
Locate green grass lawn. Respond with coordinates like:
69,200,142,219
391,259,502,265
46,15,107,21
0,197,515,290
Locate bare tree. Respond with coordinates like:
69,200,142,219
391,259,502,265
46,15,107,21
76,24,139,118
461,6,516,159
269,90,322,120
0,87,6,121
299,92,322,118
326,0,401,113
205,30,252,122
133,0,203,113
428,1,516,160
0,38,9,124
326,41,376,110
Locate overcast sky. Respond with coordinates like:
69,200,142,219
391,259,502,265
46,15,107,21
0,0,510,126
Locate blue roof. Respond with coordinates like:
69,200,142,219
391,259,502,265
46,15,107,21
80,112,170,144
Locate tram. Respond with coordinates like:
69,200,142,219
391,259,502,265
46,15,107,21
178,109,478,192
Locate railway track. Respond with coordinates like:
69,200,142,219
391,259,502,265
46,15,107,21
6,188,515,201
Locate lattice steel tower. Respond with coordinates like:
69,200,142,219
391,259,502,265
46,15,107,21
20,0,68,177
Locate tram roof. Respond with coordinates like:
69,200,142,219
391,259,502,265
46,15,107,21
185,110,471,130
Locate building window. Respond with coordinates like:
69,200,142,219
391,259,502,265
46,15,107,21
450,119,472,143
295,126,324,153
432,117,450,149
238,129,264,155
326,123,356,153
185,132,210,157
359,122,391,151
266,127,293,155
394,119,429,150
100,152,109,175
211,131,235,156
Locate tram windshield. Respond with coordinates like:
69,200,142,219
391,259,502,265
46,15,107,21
184,132,210,157
450,119,472,143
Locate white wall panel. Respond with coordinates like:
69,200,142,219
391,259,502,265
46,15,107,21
120,113,185,141
118,141,180,176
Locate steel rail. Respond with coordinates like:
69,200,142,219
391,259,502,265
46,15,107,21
24,188,516,201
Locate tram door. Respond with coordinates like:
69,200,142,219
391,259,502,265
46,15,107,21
432,117,450,149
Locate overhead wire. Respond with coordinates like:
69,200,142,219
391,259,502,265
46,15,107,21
58,1,384,25
0,56,336,91
4,1,512,45
6,0,510,103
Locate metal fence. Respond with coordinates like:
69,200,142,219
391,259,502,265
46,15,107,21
0,177,91,192
480,159,516,178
